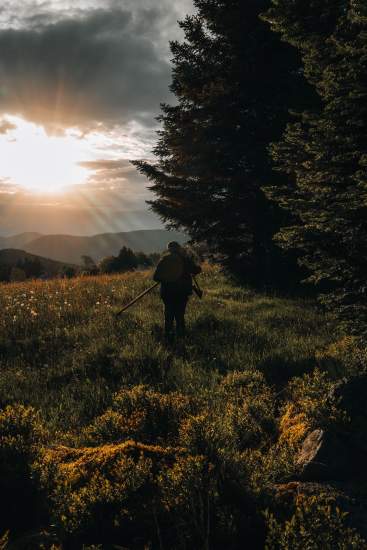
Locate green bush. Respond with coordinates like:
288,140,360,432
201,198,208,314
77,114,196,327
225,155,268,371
84,385,192,446
316,336,367,378
0,404,46,530
284,369,347,434
36,441,157,544
265,494,367,549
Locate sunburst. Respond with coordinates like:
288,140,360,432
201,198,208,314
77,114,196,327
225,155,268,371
0,116,89,193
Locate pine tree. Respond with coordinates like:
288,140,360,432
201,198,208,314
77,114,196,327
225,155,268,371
263,0,367,332
134,0,313,284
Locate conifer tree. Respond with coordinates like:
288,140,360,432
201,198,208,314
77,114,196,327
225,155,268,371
134,0,312,284
263,0,367,331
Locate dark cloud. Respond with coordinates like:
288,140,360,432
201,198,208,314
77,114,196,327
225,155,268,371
0,6,179,129
0,1,194,235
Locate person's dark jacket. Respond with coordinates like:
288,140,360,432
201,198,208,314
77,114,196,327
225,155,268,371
153,251,201,300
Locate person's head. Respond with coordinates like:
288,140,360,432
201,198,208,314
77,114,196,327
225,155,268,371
167,241,182,253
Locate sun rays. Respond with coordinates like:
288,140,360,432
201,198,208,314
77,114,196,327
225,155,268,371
0,116,90,193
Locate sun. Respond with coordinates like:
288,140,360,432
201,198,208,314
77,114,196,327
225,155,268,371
0,116,89,193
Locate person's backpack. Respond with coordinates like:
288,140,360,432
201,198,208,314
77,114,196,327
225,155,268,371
155,253,185,283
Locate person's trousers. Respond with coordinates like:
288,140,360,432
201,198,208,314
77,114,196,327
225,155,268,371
163,296,188,337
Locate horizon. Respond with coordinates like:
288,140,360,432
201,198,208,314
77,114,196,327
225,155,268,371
0,0,194,235
0,227,181,239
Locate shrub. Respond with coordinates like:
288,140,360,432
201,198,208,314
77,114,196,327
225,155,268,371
84,386,191,446
35,441,185,546
262,370,349,483
278,404,310,448
284,369,347,434
180,371,275,454
157,450,263,549
264,493,367,549
316,336,367,378
0,404,46,530
220,370,276,449
157,454,214,548
83,408,146,445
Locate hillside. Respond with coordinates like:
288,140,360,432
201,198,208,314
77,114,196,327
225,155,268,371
0,248,76,276
22,229,188,264
0,232,43,249
1,266,366,548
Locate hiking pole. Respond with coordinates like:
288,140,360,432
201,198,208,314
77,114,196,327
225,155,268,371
193,276,203,299
115,282,159,317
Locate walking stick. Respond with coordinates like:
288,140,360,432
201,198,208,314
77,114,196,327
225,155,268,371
193,276,203,299
115,282,159,317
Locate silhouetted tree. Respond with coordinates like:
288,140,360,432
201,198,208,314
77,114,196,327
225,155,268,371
99,256,120,274
134,0,314,285
17,258,43,279
0,265,10,282
81,255,98,275
135,252,153,268
263,0,367,332
117,247,138,272
99,248,139,274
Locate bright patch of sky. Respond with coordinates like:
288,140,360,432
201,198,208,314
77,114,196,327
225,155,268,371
0,0,194,234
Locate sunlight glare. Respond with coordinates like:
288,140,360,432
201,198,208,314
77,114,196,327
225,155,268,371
0,116,89,193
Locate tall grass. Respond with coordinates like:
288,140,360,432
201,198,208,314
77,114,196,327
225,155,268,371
2,265,364,548
0,265,334,436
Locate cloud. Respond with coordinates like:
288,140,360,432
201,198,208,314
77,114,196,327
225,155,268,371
0,119,16,134
80,158,140,180
0,6,179,129
0,1,194,235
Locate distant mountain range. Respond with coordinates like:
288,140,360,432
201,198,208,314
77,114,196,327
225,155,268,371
0,230,188,265
0,233,43,250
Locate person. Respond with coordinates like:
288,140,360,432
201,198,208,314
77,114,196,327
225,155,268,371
153,241,201,339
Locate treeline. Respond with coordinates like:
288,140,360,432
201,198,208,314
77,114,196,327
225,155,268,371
98,247,160,274
0,248,160,282
134,0,367,334
69,248,160,277
0,257,44,282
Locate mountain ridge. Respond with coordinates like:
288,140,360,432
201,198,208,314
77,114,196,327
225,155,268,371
0,229,188,265
0,232,43,250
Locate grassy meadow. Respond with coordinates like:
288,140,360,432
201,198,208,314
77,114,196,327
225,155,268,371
1,265,366,548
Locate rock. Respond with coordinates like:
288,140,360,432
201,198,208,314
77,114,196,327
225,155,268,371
296,429,352,481
294,375,367,481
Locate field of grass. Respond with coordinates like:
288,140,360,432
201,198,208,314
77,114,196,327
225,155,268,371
0,266,366,548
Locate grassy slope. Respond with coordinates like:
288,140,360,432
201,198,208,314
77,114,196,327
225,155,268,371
0,265,334,436
3,265,367,548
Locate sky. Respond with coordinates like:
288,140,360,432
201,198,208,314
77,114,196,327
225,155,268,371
0,0,194,235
